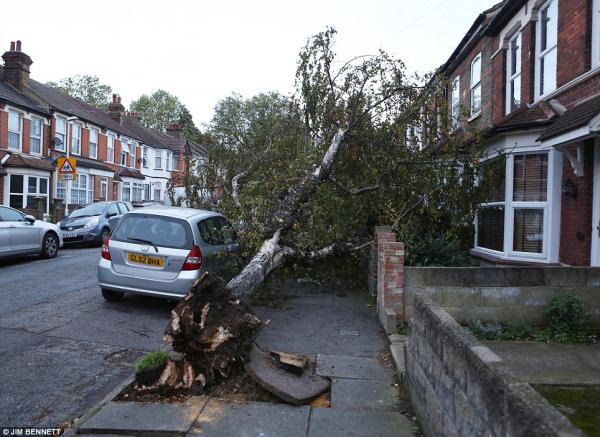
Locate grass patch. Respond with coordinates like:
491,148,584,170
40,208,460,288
135,351,170,374
535,385,600,436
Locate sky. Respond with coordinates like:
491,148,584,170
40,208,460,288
0,0,498,128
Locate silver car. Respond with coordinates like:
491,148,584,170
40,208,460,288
0,206,64,259
97,207,240,301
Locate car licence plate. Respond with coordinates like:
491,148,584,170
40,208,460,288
128,253,164,267
62,231,77,238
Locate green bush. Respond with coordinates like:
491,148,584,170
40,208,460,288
468,319,502,340
500,320,533,341
543,294,592,342
407,232,470,267
135,351,170,373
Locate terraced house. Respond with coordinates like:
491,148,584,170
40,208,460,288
436,0,600,266
0,41,206,219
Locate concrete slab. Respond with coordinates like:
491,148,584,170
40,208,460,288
189,399,310,437
78,399,207,435
389,343,406,381
245,347,330,405
331,378,400,411
485,341,600,385
317,354,389,381
307,408,413,437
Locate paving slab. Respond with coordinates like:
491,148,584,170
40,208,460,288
189,399,310,437
245,346,330,405
78,399,207,435
317,354,389,381
307,407,414,437
485,341,600,385
331,378,400,411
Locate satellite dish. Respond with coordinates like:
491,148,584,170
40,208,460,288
53,136,63,147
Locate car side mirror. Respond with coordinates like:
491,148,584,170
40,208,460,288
25,215,36,224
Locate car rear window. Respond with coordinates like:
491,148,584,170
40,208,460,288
112,214,193,249
198,216,237,246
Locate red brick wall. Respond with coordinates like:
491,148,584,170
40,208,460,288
22,118,30,153
559,140,595,266
557,0,590,87
0,110,8,149
554,71,600,109
492,44,506,124
521,21,536,106
81,127,90,158
0,175,4,205
43,123,50,157
98,132,107,161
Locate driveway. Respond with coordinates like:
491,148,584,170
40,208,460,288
0,247,174,427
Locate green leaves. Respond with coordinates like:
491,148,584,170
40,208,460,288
46,75,112,110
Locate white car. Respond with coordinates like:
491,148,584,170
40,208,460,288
0,206,64,259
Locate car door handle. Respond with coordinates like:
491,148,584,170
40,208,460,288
9,225,16,228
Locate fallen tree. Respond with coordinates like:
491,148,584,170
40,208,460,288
151,28,483,398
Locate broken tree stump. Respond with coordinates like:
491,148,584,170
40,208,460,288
159,272,263,391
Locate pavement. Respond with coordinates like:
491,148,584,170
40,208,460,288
485,341,600,385
71,286,416,436
0,246,174,427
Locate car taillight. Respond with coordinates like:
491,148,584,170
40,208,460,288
182,245,202,270
101,238,111,261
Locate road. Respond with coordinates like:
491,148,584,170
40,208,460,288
0,246,174,427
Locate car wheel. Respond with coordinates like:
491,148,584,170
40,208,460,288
101,288,124,302
99,227,110,246
41,232,59,259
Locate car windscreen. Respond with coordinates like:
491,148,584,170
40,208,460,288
111,214,193,249
70,203,107,218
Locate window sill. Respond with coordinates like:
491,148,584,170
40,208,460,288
468,113,481,122
470,248,558,265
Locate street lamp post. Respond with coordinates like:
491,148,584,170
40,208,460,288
65,116,79,216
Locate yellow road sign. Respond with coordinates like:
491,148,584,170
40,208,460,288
57,157,77,180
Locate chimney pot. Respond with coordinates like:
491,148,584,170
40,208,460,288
117,96,121,104
112,94,117,103
16,40,21,51
10,41,15,51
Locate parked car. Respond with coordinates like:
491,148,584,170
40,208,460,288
98,207,240,301
58,201,133,245
0,206,63,259
131,201,164,208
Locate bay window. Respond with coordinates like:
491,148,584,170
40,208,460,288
507,33,522,114
155,150,163,169
55,117,67,152
30,117,43,155
451,76,460,130
132,182,143,202
154,182,162,201
71,174,92,204
89,128,98,159
121,182,131,201
476,152,550,258
71,123,81,155
8,110,22,150
9,174,49,213
470,54,482,116
536,0,558,97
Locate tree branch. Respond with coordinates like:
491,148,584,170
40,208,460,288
329,176,379,195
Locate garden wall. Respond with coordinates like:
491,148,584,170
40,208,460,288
405,267,600,326
407,293,582,437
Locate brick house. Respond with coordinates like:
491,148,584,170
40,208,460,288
437,0,600,266
0,41,206,218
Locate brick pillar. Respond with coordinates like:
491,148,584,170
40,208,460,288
30,197,45,220
52,199,65,223
375,226,405,334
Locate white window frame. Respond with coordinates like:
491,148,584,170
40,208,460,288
132,182,143,202
535,0,559,99
474,150,559,261
450,76,460,130
130,142,137,168
155,150,163,170
8,109,22,151
100,176,108,200
89,128,99,160
71,173,92,205
107,132,115,163
71,122,81,155
470,54,482,117
8,173,50,213
121,181,131,202
153,181,162,201
55,116,67,152
120,136,129,166
166,151,172,170
506,33,522,115
142,146,149,168
30,116,44,155
593,0,600,68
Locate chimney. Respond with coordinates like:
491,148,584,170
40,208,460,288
125,111,141,125
2,40,33,91
108,94,125,124
166,123,183,139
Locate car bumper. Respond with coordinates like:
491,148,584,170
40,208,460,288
61,227,103,244
97,258,201,299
